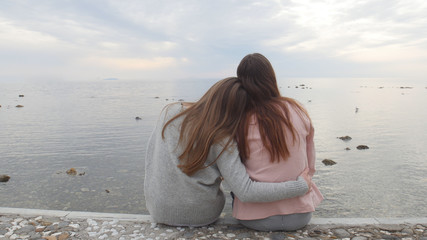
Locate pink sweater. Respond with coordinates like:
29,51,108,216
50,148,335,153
232,102,324,220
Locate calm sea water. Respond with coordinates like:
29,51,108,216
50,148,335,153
1,78,426,217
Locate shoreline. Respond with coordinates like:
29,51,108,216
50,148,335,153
1,207,426,239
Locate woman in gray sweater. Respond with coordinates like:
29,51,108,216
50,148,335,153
144,77,311,226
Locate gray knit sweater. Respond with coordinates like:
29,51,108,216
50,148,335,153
144,103,309,226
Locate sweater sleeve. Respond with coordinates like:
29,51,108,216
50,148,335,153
215,143,309,203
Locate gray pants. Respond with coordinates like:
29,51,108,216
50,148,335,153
238,212,312,231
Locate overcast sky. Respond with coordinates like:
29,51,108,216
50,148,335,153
1,0,426,82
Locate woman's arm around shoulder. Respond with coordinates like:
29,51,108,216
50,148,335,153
214,142,309,203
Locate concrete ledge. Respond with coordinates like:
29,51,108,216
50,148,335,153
310,218,379,225
1,207,426,226
310,217,427,225
0,207,153,222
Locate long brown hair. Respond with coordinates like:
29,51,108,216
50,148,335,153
162,77,249,176
236,53,310,162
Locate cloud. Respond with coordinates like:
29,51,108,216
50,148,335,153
0,0,426,80
263,0,427,61
86,56,180,70
0,18,60,50
338,43,427,63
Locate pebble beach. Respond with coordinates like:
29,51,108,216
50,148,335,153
1,208,426,240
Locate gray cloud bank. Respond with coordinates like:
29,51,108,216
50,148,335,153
0,0,426,81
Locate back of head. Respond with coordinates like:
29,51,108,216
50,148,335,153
237,53,281,103
163,77,249,176
236,53,310,163
196,77,248,130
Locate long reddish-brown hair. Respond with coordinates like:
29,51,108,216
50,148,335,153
162,77,249,176
236,53,310,162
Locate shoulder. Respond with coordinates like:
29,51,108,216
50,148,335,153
160,103,184,121
281,98,307,115
164,102,183,114
280,97,304,110
280,98,312,128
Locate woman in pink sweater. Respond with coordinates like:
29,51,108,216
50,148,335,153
232,53,324,231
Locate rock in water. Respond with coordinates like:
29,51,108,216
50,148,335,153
0,175,10,182
322,159,337,166
357,145,369,150
338,136,352,141
66,168,77,175
16,105,24,108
